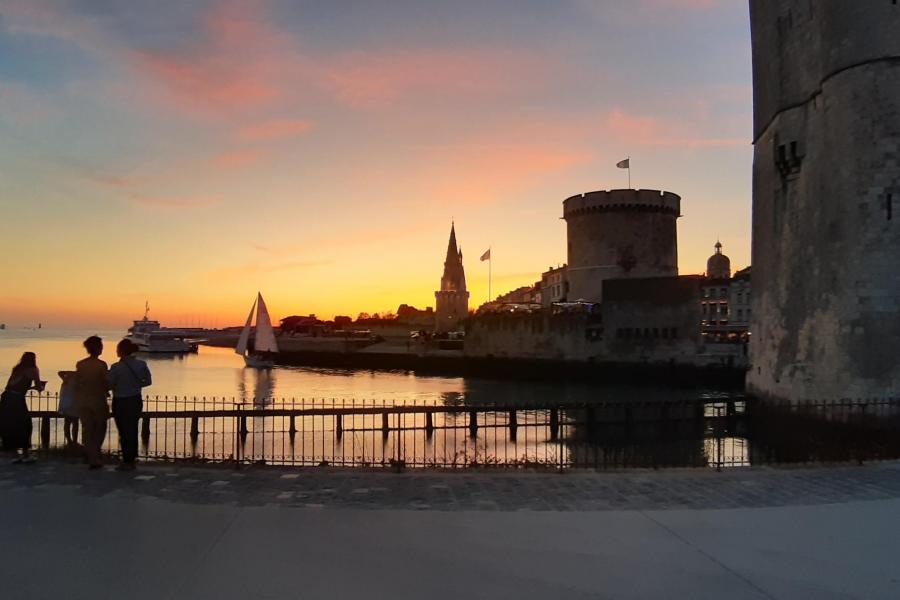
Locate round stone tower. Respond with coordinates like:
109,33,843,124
748,2,900,401
562,189,680,302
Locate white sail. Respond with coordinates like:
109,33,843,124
254,293,279,353
235,297,257,356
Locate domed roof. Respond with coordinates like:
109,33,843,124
707,241,731,279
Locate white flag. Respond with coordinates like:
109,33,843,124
480,249,491,261
616,158,630,169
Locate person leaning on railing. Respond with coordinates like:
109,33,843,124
0,352,46,463
75,336,109,470
107,339,152,471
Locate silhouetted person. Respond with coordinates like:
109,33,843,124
57,371,80,447
107,339,151,471
75,336,108,469
0,352,45,463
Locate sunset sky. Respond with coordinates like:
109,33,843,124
0,0,752,328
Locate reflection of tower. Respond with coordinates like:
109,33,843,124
435,222,470,332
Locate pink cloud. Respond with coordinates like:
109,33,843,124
236,118,313,141
324,50,551,110
133,52,281,115
211,148,268,169
605,108,745,148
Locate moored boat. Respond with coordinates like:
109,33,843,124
126,303,204,353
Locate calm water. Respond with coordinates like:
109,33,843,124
1,329,756,468
0,329,735,405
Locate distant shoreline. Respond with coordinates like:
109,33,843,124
202,336,746,388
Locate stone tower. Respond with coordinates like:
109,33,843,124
563,189,680,302
748,2,900,402
434,223,469,331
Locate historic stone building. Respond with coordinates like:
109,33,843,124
748,2,900,401
434,223,470,332
540,264,568,306
563,189,680,302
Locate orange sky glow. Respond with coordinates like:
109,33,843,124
0,0,752,328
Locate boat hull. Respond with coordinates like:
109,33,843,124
244,355,275,369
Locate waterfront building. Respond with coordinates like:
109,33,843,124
540,265,568,306
729,267,751,332
700,240,751,342
563,189,680,302
434,223,470,332
700,242,751,340
748,3,900,401
396,304,436,329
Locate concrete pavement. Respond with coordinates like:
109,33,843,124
1,460,899,599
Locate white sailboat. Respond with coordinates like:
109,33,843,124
236,293,279,368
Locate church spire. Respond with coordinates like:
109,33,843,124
440,222,467,293
435,221,470,331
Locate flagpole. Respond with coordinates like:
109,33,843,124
488,247,492,304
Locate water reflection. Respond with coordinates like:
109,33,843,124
237,367,276,406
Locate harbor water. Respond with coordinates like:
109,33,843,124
11,329,881,469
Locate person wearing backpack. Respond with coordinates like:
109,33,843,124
107,339,152,471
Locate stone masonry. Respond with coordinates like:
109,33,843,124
747,1,900,402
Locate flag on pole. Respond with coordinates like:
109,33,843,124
480,248,491,261
616,158,630,169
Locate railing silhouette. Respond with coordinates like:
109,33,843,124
19,394,900,470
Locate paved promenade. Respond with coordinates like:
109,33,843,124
2,459,900,599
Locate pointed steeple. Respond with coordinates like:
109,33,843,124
435,221,470,331
445,222,459,263
440,222,467,293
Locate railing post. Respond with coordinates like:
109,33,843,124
289,415,297,438
549,408,559,441
141,417,151,445
40,416,51,448
508,409,518,442
190,416,200,441
469,409,478,438
425,411,434,437
234,404,244,467
382,412,390,438
335,414,343,440
585,406,596,440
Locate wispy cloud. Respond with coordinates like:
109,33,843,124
605,108,745,148
204,259,332,280
87,172,222,208
211,148,268,169
128,193,223,208
236,118,312,141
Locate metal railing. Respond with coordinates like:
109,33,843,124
16,394,900,470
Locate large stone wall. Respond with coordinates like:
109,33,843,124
563,189,680,302
602,276,703,364
748,1,900,401
464,276,706,366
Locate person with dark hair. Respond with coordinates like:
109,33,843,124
0,352,45,463
107,339,151,471
75,336,109,469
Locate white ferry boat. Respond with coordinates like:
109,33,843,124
126,304,205,353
